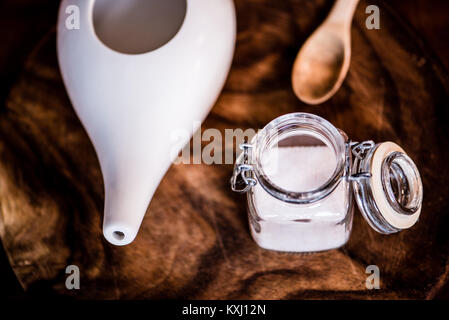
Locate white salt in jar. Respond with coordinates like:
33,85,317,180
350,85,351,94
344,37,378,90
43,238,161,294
231,113,423,253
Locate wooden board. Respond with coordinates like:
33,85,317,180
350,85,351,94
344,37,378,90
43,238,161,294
1,0,449,299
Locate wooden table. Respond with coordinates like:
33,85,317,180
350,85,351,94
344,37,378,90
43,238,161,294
1,0,449,299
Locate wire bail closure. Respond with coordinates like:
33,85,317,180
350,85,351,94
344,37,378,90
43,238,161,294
348,140,375,181
350,140,375,160
230,143,257,193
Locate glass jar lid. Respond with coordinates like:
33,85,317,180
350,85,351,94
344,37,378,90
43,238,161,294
352,141,423,234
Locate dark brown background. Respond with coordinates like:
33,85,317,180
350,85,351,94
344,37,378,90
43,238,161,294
1,0,449,299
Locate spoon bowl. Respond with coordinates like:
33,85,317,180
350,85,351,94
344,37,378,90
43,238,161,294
291,0,359,105
292,30,346,104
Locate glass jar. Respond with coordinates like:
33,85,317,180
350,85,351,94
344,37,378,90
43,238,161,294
231,113,423,253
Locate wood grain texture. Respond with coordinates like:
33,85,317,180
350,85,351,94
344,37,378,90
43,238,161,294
1,0,449,299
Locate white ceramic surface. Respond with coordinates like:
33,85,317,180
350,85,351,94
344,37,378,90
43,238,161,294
57,0,236,245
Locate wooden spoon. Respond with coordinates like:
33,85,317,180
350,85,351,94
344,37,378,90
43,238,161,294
291,0,359,105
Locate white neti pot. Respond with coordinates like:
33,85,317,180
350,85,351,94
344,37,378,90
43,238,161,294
57,0,236,245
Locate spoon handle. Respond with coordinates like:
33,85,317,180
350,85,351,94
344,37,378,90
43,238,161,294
326,0,360,28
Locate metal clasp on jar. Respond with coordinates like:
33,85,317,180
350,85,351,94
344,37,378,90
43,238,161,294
230,143,257,193
348,140,375,181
